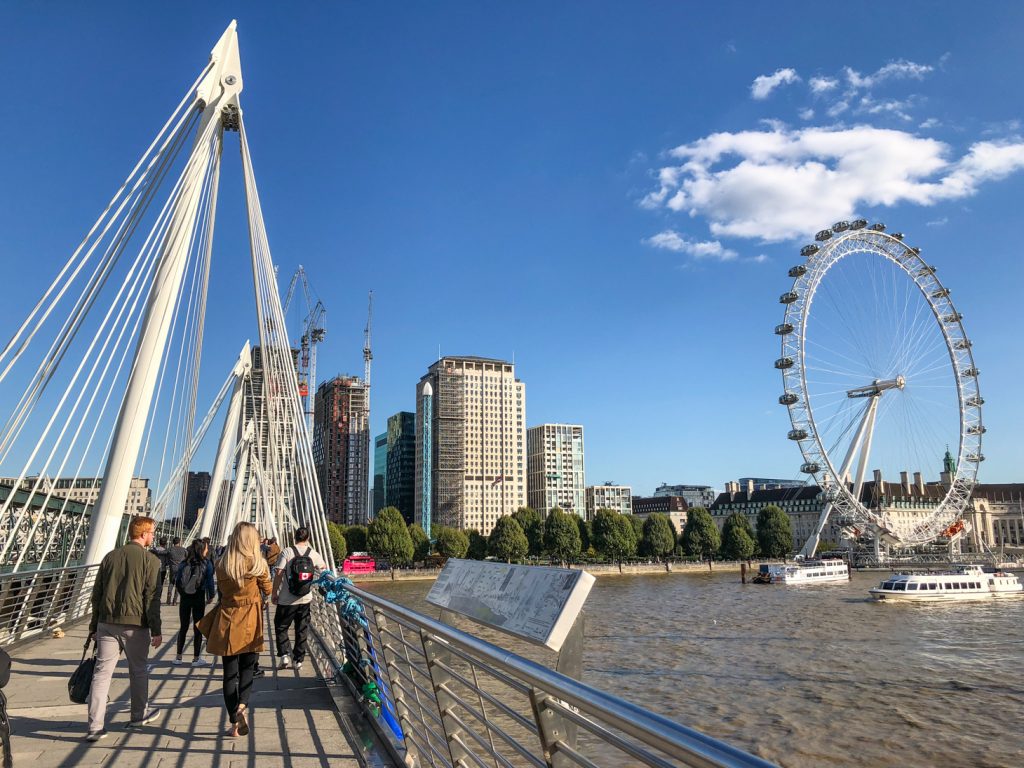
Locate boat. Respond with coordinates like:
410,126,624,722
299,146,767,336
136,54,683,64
752,558,849,585
868,564,1023,602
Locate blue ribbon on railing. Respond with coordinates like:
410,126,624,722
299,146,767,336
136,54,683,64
315,571,404,740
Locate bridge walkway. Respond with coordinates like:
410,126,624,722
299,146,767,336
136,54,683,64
5,603,367,768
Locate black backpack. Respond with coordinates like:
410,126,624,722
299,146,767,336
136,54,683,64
286,546,315,597
177,561,204,596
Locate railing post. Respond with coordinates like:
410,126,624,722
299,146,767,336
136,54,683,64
420,629,463,766
370,610,422,766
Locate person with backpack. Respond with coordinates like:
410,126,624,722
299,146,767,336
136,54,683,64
272,527,326,672
173,540,215,666
165,537,188,605
196,521,271,738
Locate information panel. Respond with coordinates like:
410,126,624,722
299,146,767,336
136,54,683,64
426,559,594,652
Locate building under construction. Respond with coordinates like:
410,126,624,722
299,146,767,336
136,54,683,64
313,375,370,525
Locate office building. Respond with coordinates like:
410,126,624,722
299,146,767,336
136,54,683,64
415,356,525,536
527,424,585,517
313,375,370,526
386,411,416,525
585,483,632,519
372,432,387,517
653,483,716,510
0,477,153,518
631,495,687,535
183,471,211,528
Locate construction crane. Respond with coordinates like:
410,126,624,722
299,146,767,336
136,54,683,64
283,266,326,438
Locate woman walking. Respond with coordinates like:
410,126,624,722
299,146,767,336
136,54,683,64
173,540,215,666
197,522,271,737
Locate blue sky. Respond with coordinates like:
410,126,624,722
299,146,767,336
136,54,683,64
1,2,1022,495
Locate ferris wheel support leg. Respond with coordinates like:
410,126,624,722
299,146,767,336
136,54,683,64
799,398,877,559
850,398,880,505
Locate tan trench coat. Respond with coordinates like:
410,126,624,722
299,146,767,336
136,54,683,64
196,561,272,656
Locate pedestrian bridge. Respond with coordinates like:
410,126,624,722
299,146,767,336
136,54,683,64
0,564,776,768
8,602,366,768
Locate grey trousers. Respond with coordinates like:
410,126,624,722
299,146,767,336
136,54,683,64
87,622,151,732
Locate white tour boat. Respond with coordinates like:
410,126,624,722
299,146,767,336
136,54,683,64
869,565,1023,603
753,558,849,585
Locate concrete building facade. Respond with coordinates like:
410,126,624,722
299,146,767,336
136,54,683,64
527,424,585,517
414,356,525,536
313,375,369,526
585,484,632,519
653,483,716,510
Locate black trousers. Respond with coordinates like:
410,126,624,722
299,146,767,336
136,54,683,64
176,592,206,657
222,652,258,722
273,602,311,662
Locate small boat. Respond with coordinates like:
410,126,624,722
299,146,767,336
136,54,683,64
869,564,1023,603
753,558,849,585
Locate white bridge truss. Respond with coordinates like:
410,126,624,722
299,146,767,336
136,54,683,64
0,22,333,571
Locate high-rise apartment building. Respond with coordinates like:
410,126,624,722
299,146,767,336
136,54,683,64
386,411,416,525
585,483,632,519
183,471,211,528
313,375,369,525
415,356,525,536
527,424,585,517
372,432,387,517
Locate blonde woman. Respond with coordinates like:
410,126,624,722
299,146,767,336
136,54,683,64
197,521,271,737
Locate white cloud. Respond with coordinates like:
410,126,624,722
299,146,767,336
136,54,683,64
749,254,770,264
827,100,849,118
857,96,913,121
926,217,948,227
809,77,838,94
751,68,800,100
644,230,738,261
798,108,815,121
919,118,940,130
845,60,933,90
643,126,1024,242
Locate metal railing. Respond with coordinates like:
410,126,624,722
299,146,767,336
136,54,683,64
310,580,775,768
0,564,98,647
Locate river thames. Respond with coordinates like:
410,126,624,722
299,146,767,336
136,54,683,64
365,569,1024,768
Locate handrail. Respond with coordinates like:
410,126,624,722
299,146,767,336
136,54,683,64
310,577,775,768
0,564,99,647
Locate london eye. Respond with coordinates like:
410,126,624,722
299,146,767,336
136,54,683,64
774,220,984,557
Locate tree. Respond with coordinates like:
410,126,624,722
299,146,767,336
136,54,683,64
680,506,721,570
592,509,637,571
574,515,592,554
466,529,488,560
488,516,528,563
366,507,414,578
343,524,368,553
434,526,469,559
627,514,644,543
326,522,348,564
756,505,793,560
408,523,431,562
544,508,582,566
720,513,756,562
641,513,676,562
512,506,544,556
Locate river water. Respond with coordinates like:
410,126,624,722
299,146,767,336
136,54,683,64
363,570,1024,768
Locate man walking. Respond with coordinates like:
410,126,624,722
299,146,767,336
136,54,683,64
272,527,326,672
86,515,162,741
165,537,188,605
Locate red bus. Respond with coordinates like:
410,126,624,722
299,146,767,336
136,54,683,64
342,552,376,574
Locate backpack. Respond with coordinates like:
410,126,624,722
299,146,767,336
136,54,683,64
286,546,315,597
177,560,204,596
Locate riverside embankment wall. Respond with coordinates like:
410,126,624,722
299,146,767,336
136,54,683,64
348,560,753,583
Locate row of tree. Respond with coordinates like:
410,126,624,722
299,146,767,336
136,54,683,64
324,504,794,574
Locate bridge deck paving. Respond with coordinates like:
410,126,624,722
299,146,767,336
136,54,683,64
5,603,365,767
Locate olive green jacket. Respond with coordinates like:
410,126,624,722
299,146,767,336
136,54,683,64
89,542,162,635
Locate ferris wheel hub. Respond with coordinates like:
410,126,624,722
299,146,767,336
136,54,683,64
845,376,905,398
